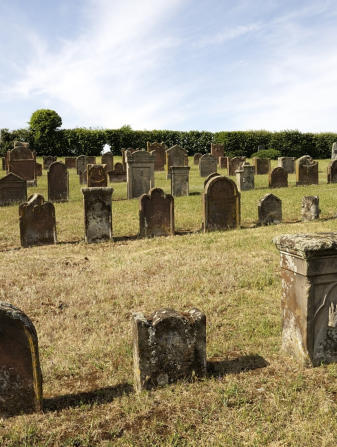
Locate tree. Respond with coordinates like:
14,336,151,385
29,109,62,155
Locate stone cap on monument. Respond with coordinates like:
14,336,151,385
273,232,337,259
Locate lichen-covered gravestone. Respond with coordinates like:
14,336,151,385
235,162,254,191
199,154,217,177
147,142,166,171
0,173,27,206
227,157,245,176
76,155,86,174
170,166,190,197
210,143,224,160
331,142,337,160
0,302,43,416
139,188,174,237
108,162,126,182
19,194,57,247
203,175,241,231
278,157,295,174
268,167,288,188
133,308,206,392
126,151,154,199
273,232,337,366
166,145,187,179
258,193,282,225
193,153,202,165
48,161,69,202
82,187,113,243
101,152,113,172
296,155,318,185
253,157,270,175
327,160,337,183
8,143,36,186
87,164,107,187
301,196,320,221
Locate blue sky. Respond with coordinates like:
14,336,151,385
1,0,337,132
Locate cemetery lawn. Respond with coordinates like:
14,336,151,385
1,158,337,446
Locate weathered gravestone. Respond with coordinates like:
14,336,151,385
87,164,107,187
79,169,87,185
269,167,288,188
126,151,154,199
296,155,318,185
219,156,227,169
108,162,126,182
166,145,187,179
139,188,174,237
147,142,166,171
35,162,42,177
204,172,220,188
210,143,224,161
0,173,27,206
301,196,320,221
203,175,240,231
86,156,96,165
0,302,43,416
101,152,113,172
82,187,113,243
227,157,245,176
19,194,57,247
253,157,270,175
332,142,337,160
278,157,295,174
170,166,190,197
258,193,282,225
43,156,57,170
8,143,36,186
76,155,86,174
273,232,337,366
133,308,206,392
64,157,76,169
122,148,136,170
199,154,217,177
327,160,337,183
48,162,69,202
194,153,202,165
235,162,255,191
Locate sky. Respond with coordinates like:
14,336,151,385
1,0,337,132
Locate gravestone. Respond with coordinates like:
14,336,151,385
82,187,113,243
278,157,295,174
235,162,255,191
199,154,217,177
296,155,318,185
86,156,96,165
139,188,174,237
19,194,57,247
273,232,337,366
211,143,224,160
258,193,282,225
35,162,42,177
301,196,320,221
203,176,240,231
108,162,126,182
227,157,245,176
122,147,136,170
48,162,69,202
0,302,43,416
327,160,337,183
170,166,190,197
65,157,76,169
43,156,57,170
166,145,187,179
8,144,36,186
332,142,337,160
194,153,202,165
133,308,206,392
76,155,86,174
126,151,154,199
79,169,87,185
0,173,27,206
147,142,166,171
253,157,270,175
219,156,227,169
269,167,288,188
204,172,220,188
87,164,107,187
101,152,113,172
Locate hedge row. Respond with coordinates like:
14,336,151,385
1,128,336,158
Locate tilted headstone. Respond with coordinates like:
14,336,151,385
133,308,206,392
331,142,337,160
278,157,295,174
0,173,27,206
253,157,270,175
43,155,57,170
48,162,69,202
203,175,240,231
64,157,77,169
268,167,288,188
258,193,282,225
87,164,107,187
8,143,36,186
76,155,86,174
147,142,166,171
227,157,246,176
219,156,227,169
19,194,57,247
204,172,220,188
199,154,217,177
301,196,320,221
101,152,114,172
296,155,318,186
35,162,42,177
139,188,174,237
170,166,190,197
327,160,337,183
193,153,202,165
82,187,113,243
235,162,255,191
210,143,224,160
108,162,126,182
126,150,154,199
273,232,337,366
166,145,187,179
0,302,43,416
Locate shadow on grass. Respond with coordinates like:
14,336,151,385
207,354,268,377
44,382,133,412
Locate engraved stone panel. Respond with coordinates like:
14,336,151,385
139,188,174,237
82,187,113,243
258,193,282,225
170,166,190,197
235,162,255,191
87,164,107,187
126,151,154,199
269,167,288,188
48,162,69,202
0,173,27,206
296,155,318,186
199,154,217,177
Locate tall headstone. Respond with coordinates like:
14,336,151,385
170,166,190,197
8,143,36,186
43,156,57,170
101,152,113,172
203,175,240,231
64,157,76,169
258,193,282,225
147,142,166,171
139,188,174,237
133,308,206,392
126,151,154,199
76,155,86,175
108,162,126,182
296,155,318,186
331,142,337,160
269,167,288,188
19,194,57,247
227,157,245,176
166,145,187,179
278,157,295,174
301,196,320,221
210,143,224,160
327,160,337,183
194,153,202,165
219,156,227,169
253,157,270,175
0,302,43,416
0,173,27,206
199,154,217,178
47,162,69,202
273,232,337,366
82,187,113,243
87,164,107,187
235,162,255,191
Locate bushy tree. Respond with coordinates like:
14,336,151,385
29,109,62,155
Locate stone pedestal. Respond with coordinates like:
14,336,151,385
82,187,113,243
274,233,337,366
170,166,190,197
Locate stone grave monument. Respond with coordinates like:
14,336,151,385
199,154,217,177
139,188,174,237
48,161,69,202
82,187,113,243
235,162,255,191
301,196,320,221
126,150,154,199
170,166,190,197
258,193,282,225
269,167,288,188
0,173,27,206
296,155,318,186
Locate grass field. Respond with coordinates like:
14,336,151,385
1,158,337,446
